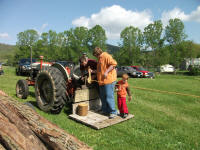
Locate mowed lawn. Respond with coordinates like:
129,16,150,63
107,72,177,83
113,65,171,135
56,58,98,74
0,66,200,150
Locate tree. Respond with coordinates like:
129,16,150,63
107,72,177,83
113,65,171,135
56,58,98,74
16,29,39,59
165,18,187,70
47,30,59,61
88,25,107,51
63,27,89,62
118,26,143,65
36,30,65,61
143,20,164,67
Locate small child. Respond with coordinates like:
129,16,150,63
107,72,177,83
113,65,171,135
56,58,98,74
116,74,132,118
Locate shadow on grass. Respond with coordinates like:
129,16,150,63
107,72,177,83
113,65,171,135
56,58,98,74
63,103,72,115
27,101,73,115
28,100,38,108
29,91,35,98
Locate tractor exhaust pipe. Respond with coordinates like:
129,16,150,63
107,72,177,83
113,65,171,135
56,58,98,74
40,56,44,70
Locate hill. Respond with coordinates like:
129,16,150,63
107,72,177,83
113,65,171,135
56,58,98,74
106,44,120,54
0,43,16,62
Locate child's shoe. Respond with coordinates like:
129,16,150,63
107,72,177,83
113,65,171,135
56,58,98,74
122,113,128,118
120,113,124,117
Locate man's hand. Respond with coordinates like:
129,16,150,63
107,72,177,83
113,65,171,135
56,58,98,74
88,67,92,73
104,72,108,78
128,96,132,102
104,65,114,79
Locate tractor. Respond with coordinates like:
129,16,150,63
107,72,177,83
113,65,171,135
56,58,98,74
16,56,100,114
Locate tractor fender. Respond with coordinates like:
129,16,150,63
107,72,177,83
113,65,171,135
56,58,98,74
51,63,70,81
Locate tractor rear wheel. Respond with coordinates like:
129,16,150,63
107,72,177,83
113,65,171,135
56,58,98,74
16,79,29,99
35,67,67,114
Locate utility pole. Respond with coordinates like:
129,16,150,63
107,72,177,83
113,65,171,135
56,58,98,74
29,45,33,78
129,30,133,65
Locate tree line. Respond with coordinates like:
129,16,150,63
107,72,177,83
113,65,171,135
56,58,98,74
14,18,200,69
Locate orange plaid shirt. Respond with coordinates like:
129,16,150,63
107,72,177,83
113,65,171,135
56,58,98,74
97,52,117,85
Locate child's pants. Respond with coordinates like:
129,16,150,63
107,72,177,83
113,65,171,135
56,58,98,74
117,97,128,114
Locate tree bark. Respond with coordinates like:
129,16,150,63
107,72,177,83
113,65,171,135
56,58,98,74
0,93,92,150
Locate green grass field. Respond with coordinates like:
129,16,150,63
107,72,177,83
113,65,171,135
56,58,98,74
0,66,200,150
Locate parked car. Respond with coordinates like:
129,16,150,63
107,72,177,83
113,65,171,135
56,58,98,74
116,66,143,78
158,64,175,73
130,66,155,78
16,58,37,76
55,61,75,69
0,63,4,75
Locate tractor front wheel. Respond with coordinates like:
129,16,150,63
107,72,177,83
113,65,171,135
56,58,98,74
16,79,29,99
35,67,67,114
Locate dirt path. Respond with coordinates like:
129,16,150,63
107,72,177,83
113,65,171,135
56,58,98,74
0,90,8,96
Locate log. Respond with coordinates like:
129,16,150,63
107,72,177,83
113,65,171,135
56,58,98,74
0,92,92,150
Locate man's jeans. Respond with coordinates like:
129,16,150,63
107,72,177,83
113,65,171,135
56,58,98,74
99,82,117,114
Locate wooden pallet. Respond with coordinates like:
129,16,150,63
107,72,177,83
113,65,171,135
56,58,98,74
69,111,134,130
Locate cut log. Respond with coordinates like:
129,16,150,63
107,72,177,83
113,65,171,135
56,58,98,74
0,93,92,150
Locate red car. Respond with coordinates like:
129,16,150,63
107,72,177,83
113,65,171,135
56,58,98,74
130,66,154,78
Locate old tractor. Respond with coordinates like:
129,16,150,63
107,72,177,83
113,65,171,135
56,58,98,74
16,56,100,114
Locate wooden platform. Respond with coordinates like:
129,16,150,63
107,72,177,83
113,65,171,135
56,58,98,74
69,111,134,130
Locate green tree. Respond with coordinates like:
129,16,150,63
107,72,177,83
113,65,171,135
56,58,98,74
47,30,58,61
35,32,49,60
118,26,143,65
88,25,107,51
143,20,164,67
16,29,39,60
165,18,187,70
63,27,89,62
193,43,200,58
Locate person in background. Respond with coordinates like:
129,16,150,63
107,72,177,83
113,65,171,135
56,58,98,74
93,47,118,119
82,52,87,59
116,74,132,118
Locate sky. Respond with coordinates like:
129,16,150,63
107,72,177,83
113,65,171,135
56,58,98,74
0,0,200,46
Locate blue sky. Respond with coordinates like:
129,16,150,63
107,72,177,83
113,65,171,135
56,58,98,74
0,0,200,45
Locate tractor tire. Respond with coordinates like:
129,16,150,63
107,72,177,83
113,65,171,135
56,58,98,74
35,67,67,114
16,79,29,99
71,65,82,80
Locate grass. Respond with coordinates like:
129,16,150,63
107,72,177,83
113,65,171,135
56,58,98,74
0,66,200,150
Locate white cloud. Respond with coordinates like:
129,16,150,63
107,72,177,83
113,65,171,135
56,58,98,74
41,23,48,31
0,33,9,39
35,23,49,36
72,17,89,27
72,5,153,40
187,6,200,22
161,6,200,26
161,8,188,26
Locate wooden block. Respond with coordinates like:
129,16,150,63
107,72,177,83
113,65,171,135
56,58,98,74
72,98,102,114
77,104,88,116
74,88,99,103
72,101,89,115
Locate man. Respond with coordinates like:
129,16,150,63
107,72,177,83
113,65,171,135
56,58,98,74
79,55,97,78
93,47,118,119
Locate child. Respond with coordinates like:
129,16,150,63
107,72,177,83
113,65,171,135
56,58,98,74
116,74,132,118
